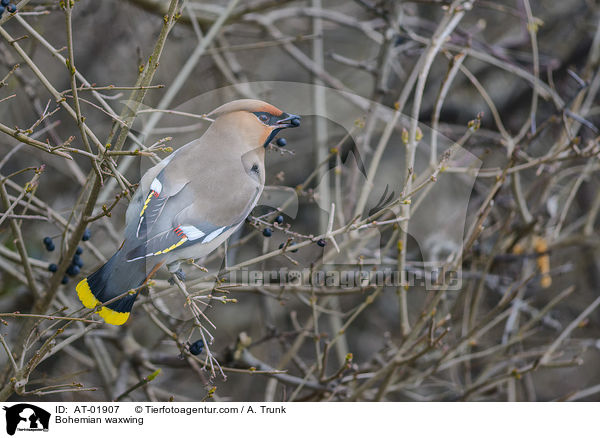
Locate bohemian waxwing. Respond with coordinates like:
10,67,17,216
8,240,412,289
76,99,301,325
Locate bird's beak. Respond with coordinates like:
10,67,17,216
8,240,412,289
275,113,301,129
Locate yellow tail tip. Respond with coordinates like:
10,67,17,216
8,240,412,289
98,306,130,325
76,278,131,325
76,278,100,308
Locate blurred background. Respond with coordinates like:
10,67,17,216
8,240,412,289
0,0,599,401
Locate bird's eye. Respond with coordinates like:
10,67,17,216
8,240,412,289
259,114,269,123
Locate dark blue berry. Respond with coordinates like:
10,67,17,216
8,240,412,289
43,237,53,246
317,239,326,247
61,276,69,284
72,255,83,268
82,229,91,241
6,3,15,13
0,6,5,15
46,243,55,252
189,339,204,355
66,264,80,276
291,117,300,127
276,138,287,147
263,228,272,237
279,242,298,252
75,246,83,255
48,263,58,272
275,215,284,224
0,1,9,7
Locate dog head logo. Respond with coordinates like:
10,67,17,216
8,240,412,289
3,404,50,435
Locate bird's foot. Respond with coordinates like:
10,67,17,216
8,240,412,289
168,268,186,285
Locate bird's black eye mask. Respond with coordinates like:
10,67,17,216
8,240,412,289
254,111,301,147
254,111,278,125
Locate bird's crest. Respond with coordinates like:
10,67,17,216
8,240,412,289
208,99,283,118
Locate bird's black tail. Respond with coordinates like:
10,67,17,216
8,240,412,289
76,249,149,325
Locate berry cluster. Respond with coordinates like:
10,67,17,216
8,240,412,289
262,215,284,237
0,0,17,16
67,247,84,277
43,228,91,284
261,214,327,250
43,236,55,252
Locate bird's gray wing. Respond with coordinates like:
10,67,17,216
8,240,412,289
133,164,192,239
125,172,261,262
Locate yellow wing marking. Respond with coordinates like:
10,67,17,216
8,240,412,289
154,237,188,255
139,191,155,217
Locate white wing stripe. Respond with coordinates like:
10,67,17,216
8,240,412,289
180,225,206,241
126,252,155,262
202,226,226,243
150,178,162,193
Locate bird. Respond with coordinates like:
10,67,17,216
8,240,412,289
76,99,300,325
